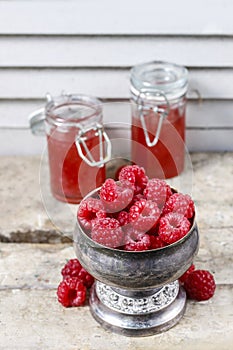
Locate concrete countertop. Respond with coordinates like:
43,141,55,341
0,153,233,349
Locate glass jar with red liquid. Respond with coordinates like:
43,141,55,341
30,93,111,204
130,61,188,179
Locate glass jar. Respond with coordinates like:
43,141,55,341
130,61,188,179
29,93,111,204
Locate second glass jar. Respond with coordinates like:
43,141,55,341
130,61,188,179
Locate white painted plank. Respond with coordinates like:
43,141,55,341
187,129,233,152
104,100,233,129
1,99,233,128
0,128,46,155
107,128,233,153
1,36,233,68
0,68,233,99
0,0,233,35
0,127,232,155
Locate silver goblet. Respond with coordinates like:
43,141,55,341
73,189,199,337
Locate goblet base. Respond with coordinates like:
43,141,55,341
90,280,186,337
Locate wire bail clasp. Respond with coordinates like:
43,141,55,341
137,90,170,147
75,123,112,167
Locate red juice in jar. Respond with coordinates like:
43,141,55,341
130,61,188,179
30,94,111,204
47,127,106,204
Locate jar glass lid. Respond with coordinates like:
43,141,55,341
130,61,188,100
46,94,102,126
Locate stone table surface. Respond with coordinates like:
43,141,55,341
0,153,233,349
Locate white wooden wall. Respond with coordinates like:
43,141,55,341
0,0,233,155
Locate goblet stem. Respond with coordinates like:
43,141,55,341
90,280,186,336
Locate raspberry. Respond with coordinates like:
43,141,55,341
124,233,151,251
131,193,145,204
91,217,124,248
163,193,195,219
179,264,195,284
123,224,142,241
118,165,148,194
77,197,106,231
116,211,130,226
129,199,160,233
144,178,172,209
57,277,86,307
99,178,134,213
150,235,166,249
183,270,216,301
158,212,191,244
61,259,94,288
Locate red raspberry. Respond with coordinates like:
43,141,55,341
116,211,130,226
179,264,195,284
163,193,195,219
77,197,106,231
124,233,151,251
99,178,134,213
184,270,216,301
118,165,148,194
131,193,145,204
91,217,124,248
57,277,86,307
150,235,166,249
158,212,191,244
144,178,172,209
129,199,160,233
61,259,94,288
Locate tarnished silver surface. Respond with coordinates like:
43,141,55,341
73,219,199,291
90,283,187,337
73,187,199,336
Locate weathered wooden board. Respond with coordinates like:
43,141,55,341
0,243,232,348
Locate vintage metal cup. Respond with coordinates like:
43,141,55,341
73,187,199,336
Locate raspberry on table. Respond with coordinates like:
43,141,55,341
150,235,166,249
124,233,151,251
99,178,134,213
77,197,106,231
57,277,86,307
144,178,172,209
61,258,94,288
163,193,195,219
129,199,160,233
91,217,124,248
118,165,148,194
158,212,191,244
179,264,195,284
183,270,216,301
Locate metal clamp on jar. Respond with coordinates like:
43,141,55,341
130,61,188,179
29,93,111,204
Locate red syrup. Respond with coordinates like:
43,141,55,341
131,104,186,179
47,128,105,204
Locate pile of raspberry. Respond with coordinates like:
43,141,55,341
57,165,216,307
77,164,195,251
57,258,94,307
